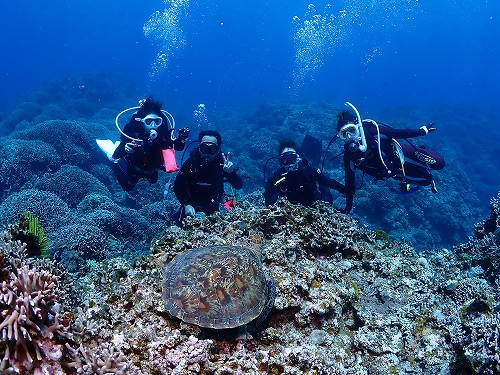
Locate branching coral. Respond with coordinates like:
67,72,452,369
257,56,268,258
1,227,78,312
463,312,500,374
64,342,134,375
0,265,71,372
0,228,80,373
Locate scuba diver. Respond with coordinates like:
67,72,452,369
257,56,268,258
173,130,243,222
264,139,345,207
337,102,445,215
111,97,190,191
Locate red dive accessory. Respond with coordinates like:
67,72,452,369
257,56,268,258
223,199,237,211
162,148,179,172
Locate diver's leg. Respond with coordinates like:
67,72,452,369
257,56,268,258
113,159,138,191
318,183,333,204
147,170,159,184
402,145,445,170
398,162,433,186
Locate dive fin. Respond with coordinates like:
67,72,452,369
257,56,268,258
96,139,120,162
300,134,323,169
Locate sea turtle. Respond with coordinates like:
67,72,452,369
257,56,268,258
161,245,276,329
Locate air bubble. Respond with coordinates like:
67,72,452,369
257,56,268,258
143,0,190,80
291,1,420,93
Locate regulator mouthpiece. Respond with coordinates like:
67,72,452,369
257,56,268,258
149,129,158,141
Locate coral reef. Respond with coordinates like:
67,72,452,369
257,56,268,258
454,191,500,281
11,119,107,169
0,87,498,373
0,189,74,233
34,164,111,208
1,192,500,373
49,224,109,273
0,138,61,194
35,194,495,374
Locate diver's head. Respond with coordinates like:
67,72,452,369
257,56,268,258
336,110,361,152
134,96,165,136
278,139,301,171
198,130,222,161
338,123,360,142
336,110,357,130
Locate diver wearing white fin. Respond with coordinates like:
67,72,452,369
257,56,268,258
107,96,190,191
337,102,445,215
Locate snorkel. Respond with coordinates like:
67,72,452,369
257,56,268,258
344,102,367,152
115,101,176,143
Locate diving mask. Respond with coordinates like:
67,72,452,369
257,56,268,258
136,114,163,130
338,124,360,142
279,151,298,166
199,142,219,156
280,151,300,171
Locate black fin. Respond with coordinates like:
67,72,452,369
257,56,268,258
300,134,323,169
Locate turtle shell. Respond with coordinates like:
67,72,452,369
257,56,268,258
162,245,270,329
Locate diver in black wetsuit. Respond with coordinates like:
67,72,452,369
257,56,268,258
337,103,445,215
264,139,345,207
112,97,189,191
173,130,243,221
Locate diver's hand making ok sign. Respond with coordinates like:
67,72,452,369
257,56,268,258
222,152,234,173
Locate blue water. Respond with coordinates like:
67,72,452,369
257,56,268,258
2,1,498,109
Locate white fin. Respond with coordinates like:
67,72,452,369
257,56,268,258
96,139,120,162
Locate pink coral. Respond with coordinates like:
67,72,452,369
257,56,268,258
149,333,213,373
64,342,133,375
0,265,70,372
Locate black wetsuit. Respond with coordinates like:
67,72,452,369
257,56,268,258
264,158,345,207
342,121,445,214
173,150,243,216
112,119,185,191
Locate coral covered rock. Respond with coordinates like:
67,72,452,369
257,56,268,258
34,164,111,208
454,191,500,281
0,189,74,233
3,187,500,374
50,224,108,273
0,138,61,194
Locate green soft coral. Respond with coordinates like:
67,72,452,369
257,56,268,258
18,211,50,258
